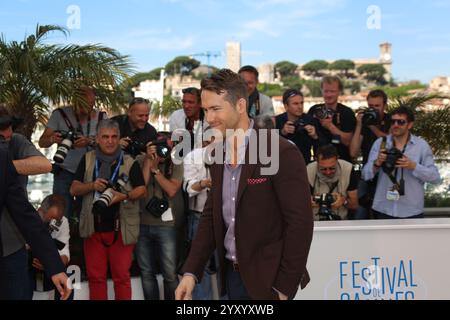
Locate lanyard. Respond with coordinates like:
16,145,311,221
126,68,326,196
94,151,124,185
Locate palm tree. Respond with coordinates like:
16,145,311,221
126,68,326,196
0,24,133,139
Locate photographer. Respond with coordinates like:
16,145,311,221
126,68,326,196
362,107,441,219
29,194,72,300
238,65,274,118
111,97,157,158
307,145,359,221
39,86,106,219
70,120,146,300
307,76,356,162
0,105,52,300
350,90,390,219
136,132,184,300
274,89,324,164
169,87,207,151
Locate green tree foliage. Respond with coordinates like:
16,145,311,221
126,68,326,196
150,95,182,119
302,60,329,77
274,61,298,79
329,59,355,77
165,56,200,76
357,64,387,85
0,24,133,139
371,83,427,99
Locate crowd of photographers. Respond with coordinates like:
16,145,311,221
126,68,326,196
0,65,441,300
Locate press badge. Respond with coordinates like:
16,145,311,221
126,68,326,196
161,208,174,222
386,190,400,201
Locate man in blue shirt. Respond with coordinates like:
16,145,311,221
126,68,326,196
362,106,441,219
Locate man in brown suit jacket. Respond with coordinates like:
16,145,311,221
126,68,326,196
175,69,313,300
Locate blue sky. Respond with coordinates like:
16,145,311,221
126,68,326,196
1,0,450,83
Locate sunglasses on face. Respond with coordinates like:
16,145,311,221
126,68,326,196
391,119,408,126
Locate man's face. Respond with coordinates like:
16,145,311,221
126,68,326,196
96,127,120,155
239,71,258,96
390,114,413,138
182,93,201,119
0,126,13,141
39,206,63,224
285,95,304,117
322,81,340,107
77,87,96,115
318,156,338,178
367,96,386,117
128,103,150,130
202,90,242,136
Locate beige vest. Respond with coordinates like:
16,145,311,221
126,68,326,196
79,151,140,245
307,159,353,220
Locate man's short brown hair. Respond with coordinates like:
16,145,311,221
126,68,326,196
40,194,66,213
321,76,343,92
201,69,248,107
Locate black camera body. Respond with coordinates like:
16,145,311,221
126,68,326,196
53,130,80,163
313,193,341,221
125,139,171,159
314,106,334,120
146,196,169,218
382,147,403,175
293,118,313,134
362,108,380,126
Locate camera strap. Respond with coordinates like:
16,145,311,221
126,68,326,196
57,108,76,132
94,151,124,199
388,136,409,194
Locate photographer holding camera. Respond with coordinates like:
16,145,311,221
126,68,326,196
70,120,146,300
39,87,106,219
29,194,72,300
274,89,325,164
362,107,440,219
0,105,53,300
350,90,391,219
136,132,184,300
307,145,359,221
112,97,157,158
308,76,356,162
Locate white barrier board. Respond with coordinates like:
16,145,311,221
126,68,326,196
295,218,450,300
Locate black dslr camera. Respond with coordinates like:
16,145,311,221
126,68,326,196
314,106,334,120
126,139,171,159
146,196,169,218
293,118,313,134
362,108,380,126
382,147,403,175
313,193,341,221
53,130,81,163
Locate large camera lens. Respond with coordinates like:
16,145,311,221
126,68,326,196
53,138,73,163
93,188,114,212
362,108,379,126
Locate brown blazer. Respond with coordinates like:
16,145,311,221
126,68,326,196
182,128,314,300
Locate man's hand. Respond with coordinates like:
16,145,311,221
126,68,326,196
51,132,63,145
319,117,335,131
355,112,364,127
93,178,109,192
278,292,288,300
375,149,387,168
396,155,416,171
32,258,44,271
175,275,196,300
304,125,318,139
51,272,73,300
145,144,159,170
281,121,295,136
73,136,91,148
331,193,345,210
119,137,131,150
200,178,212,189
